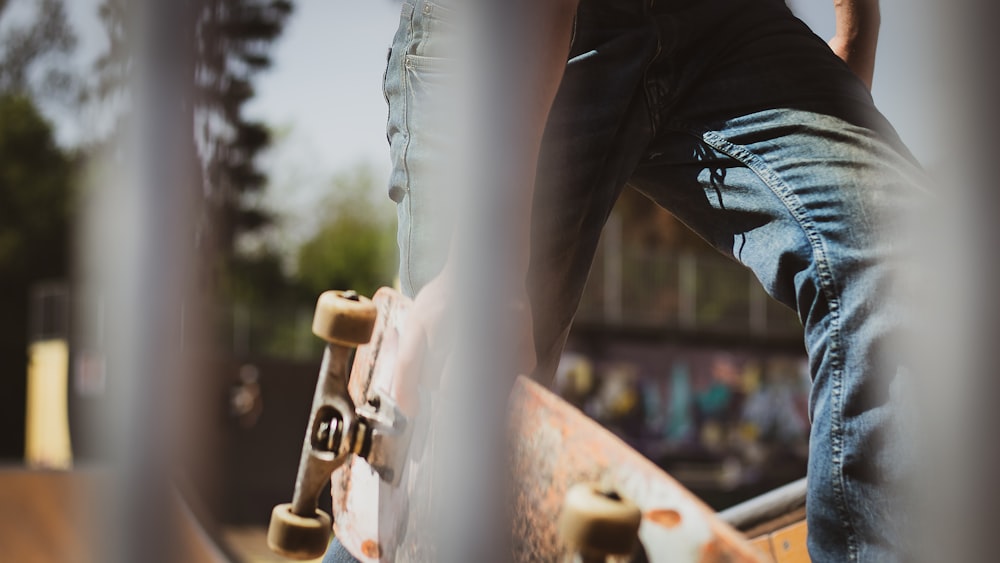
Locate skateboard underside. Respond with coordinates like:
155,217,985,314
330,287,765,562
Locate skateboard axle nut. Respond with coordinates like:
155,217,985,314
312,411,344,453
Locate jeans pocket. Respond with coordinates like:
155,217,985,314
410,1,459,59
401,53,454,178
403,53,450,79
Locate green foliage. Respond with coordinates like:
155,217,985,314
93,1,298,363
225,250,295,304
0,94,73,282
212,164,397,360
95,0,294,257
0,0,79,100
296,165,397,300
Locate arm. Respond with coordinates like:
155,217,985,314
828,0,880,89
508,0,579,276
391,0,579,411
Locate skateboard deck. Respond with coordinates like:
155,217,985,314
329,287,766,562
328,287,424,561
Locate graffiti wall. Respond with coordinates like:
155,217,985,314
555,343,810,494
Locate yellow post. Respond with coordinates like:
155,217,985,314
24,339,73,468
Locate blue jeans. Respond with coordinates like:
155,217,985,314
323,539,359,563
327,0,928,561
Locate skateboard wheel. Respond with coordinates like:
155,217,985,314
558,483,641,557
266,503,333,560
312,290,377,346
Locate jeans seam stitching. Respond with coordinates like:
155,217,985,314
401,13,415,293
695,127,858,561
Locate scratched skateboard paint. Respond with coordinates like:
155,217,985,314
330,287,764,562
509,377,764,562
329,288,435,562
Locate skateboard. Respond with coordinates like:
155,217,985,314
268,287,769,562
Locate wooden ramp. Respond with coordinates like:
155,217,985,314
0,468,233,562
720,477,810,563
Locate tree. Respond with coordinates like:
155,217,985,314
0,0,81,461
95,0,293,261
0,94,74,459
0,0,79,102
296,165,397,300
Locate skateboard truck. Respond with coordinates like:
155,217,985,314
267,290,381,560
268,290,416,559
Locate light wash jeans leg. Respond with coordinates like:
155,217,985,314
632,0,927,556
383,0,460,298
629,108,927,562
322,2,451,561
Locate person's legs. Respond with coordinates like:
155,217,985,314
385,0,462,298
321,1,453,560
527,0,659,381
531,1,927,558
625,0,927,558
363,0,925,561
630,108,925,561
322,539,358,563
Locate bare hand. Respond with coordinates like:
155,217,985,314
390,271,452,418
390,269,537,419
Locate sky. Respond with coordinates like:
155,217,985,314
13,0,938,253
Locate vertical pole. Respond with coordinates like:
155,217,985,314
81,1,200,561
891,0,990,560
749,283,767,336
938,0,1000,560
603,213,623,324
234,304,250,358
678,252,697,329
